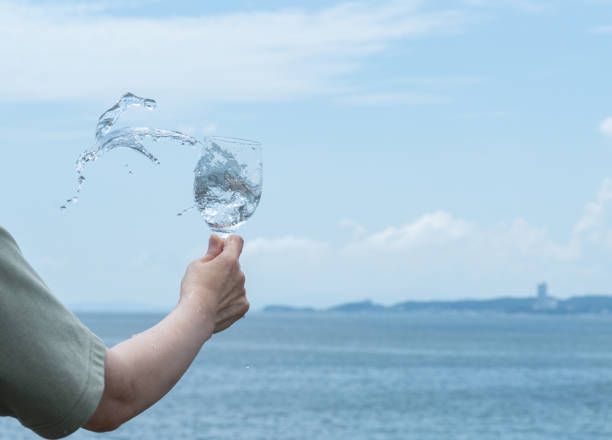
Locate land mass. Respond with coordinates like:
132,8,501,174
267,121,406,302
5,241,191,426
263,295,612,315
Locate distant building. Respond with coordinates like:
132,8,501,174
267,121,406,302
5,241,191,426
537,282,547,298
533,282,558,311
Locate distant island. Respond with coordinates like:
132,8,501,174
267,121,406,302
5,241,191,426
264,283,612,315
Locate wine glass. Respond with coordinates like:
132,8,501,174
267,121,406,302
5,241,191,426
193,136,262,237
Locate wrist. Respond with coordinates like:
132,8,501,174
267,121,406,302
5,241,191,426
176,294,216,343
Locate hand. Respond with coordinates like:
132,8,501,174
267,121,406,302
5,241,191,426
180,234,249,334
86,235,249,433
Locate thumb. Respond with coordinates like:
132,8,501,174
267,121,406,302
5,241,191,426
222,235,244,260
200,234,225,262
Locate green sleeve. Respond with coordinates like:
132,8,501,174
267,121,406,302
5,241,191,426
0,226,106,439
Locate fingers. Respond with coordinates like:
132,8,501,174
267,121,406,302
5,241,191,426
231,271,246,291
200,234,225,263
217,273,246,308
222,235,244,261
213,296,250,333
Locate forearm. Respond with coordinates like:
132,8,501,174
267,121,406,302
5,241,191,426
85,296,214,431
84,234,247,433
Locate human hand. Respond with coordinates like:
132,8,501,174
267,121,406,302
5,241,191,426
180,234,249,334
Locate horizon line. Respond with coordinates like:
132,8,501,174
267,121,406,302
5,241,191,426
69,292,612,314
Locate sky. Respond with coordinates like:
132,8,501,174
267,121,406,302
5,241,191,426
1,0,612,310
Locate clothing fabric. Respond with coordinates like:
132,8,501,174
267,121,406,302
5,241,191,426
0,226,106,439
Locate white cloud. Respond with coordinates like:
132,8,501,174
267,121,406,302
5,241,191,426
244,235,329,256
490,218,579,261
251,209,584,265
244,177,612,306
573,178,612,234
242,212,578,307
600,116,612,137
340,212,578,261
0,1,466,102
571,178,612,251
344,211,473,255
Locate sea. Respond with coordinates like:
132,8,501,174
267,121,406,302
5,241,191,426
2,312,612,440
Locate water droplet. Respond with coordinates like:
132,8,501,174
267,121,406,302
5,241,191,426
177,205,195,217
144,98,156,110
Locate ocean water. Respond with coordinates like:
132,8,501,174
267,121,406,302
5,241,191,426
2,312,612,439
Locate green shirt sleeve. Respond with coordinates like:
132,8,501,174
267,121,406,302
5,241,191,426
0,226,106,439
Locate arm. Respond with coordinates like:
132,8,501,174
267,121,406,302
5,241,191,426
83,234,249,432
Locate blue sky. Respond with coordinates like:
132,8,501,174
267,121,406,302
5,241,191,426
1,0,612,310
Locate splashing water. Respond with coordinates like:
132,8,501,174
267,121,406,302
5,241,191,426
61,92,262,236
192,137,262,235
61,93,199,209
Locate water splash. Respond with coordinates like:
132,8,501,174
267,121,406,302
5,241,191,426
62,92,263,236
95,92,156,141
61,92,199,210
193,137,262,236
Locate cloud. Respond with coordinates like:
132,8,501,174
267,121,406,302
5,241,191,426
573,178,612,234
339,212,579,261
0,1,466,102
344,211,473,255
490,218,579,261
249,209,583,265
572,178,612,251
243,178,612,306
244,235,329,256
243,212,580,307
600,116,612,137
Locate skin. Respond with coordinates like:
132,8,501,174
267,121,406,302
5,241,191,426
83,234,249,432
